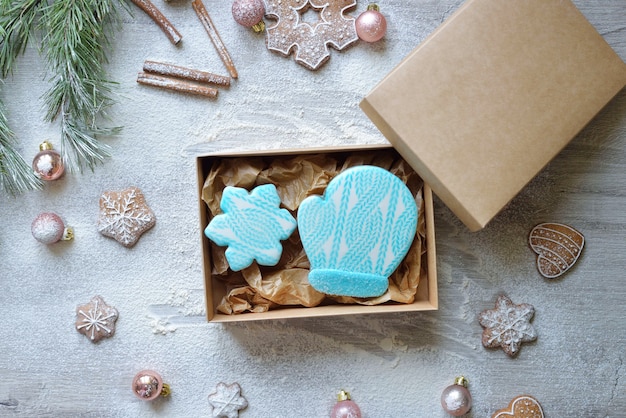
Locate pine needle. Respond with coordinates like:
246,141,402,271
0,96,43,196
40,0,126,173
0,0,43,78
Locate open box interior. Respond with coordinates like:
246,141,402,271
197,144,438,322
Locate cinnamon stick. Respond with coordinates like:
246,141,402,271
192,0,238,79
143,60,231,87
137,72,218,98
131,0,182,45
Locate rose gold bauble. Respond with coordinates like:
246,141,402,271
232,0,265,31
356,4,387,43
132,370,170,401
441,377,472,416
32,141,64,181
31,212,73,244
331,391,362,418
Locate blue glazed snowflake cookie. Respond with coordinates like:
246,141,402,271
205,184,297,271
298,165,418,298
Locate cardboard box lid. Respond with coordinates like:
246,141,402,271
360,0,626,231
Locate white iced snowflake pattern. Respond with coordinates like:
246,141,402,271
208,382,248,418
75,296,118,343
478,295,537,357
97,186,156,247
205,184,297,271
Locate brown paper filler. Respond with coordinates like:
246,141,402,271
202,150,427,315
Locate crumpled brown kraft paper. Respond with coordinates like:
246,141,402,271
202,150,426,315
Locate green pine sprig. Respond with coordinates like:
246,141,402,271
0,0,43,78
0,0,128,194
41,0,128,173
0,96,43,196
0,0,45,195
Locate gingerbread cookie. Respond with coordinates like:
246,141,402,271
265,0,359,70
208,382,248,418
529,222,584,279
75,296,119,343
97,186,156,247
492,395,544,418
478,295,537,357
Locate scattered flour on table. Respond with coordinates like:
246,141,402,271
150,317,177,335
148,288,206,335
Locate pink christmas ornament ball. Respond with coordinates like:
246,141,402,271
232,0,265,28
356,4,387,43
441,377,472,416
32,141,65,181
331,391,362,418
31,212,73,244
132,370,170,401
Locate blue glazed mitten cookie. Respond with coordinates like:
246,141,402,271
205,184,297,271
298,165,418,298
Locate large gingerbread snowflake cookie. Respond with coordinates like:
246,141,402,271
97,186,156,247
265,0,359,70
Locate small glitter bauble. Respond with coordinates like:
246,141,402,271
132,370,170,401
32,141,64,181
232,0,265,32
356,4,387,43
331,391,362,418
441,377,472,416
31,212,73,244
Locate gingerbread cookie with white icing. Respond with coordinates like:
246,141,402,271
529,222,584,279
492,395,544,418
97,186,156,248
75,296,119,343
265,0,359,70
478,295,537,357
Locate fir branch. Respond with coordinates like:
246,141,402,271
0,0,44,195
0,0,44,77
40,0,127,173
0,95,43,196
60,113,120,172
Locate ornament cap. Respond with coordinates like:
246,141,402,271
454,376,468,387
367,3,380,11
251,20,266,33
62,227,74,241
39,141,54,151
337,390,351,401
160,383,171,398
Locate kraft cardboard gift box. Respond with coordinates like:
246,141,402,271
197,145,438,322
360,0,626,231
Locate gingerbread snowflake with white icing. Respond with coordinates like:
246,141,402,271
265,0,359,70
478,295,537,357
75,296,119,343
208,382,248,418
97,186,156,247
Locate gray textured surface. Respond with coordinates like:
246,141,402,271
1,0,625,416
